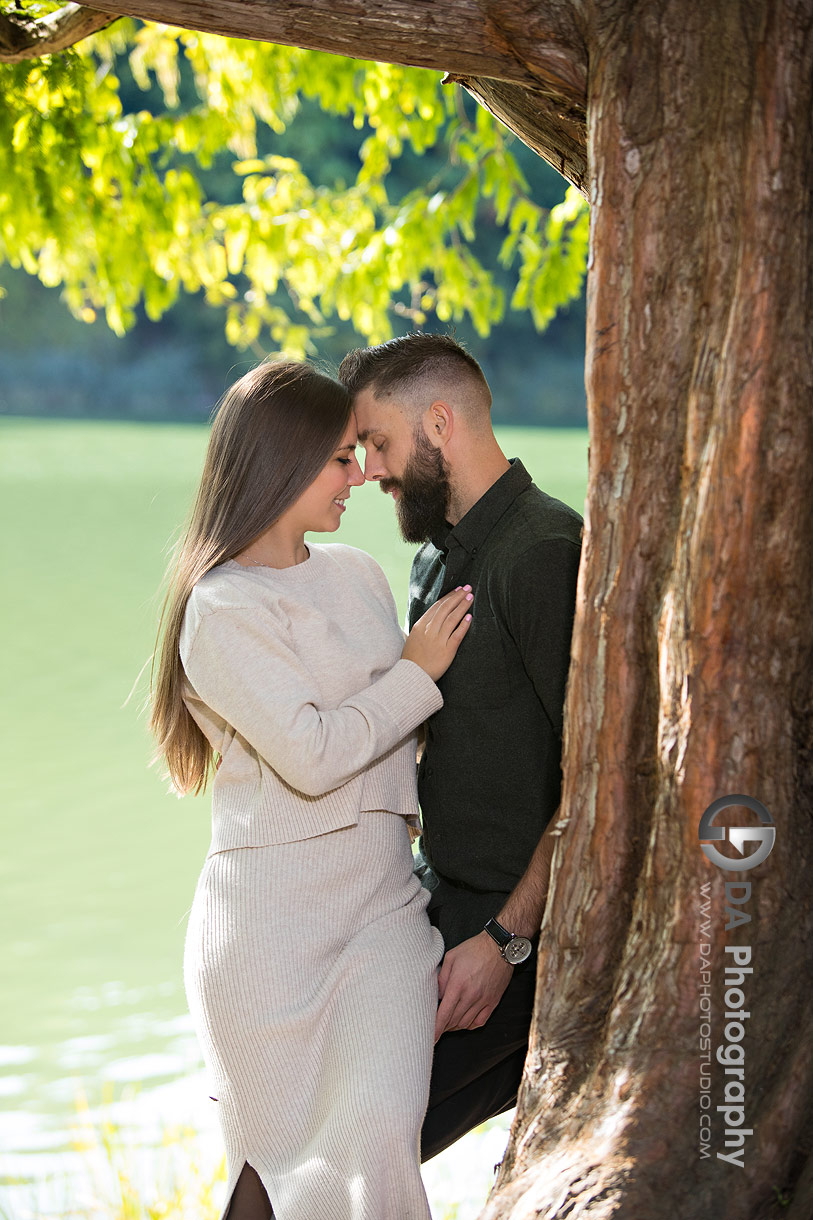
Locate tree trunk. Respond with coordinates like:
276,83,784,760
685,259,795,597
482,2,813,1218
12,1,812,1214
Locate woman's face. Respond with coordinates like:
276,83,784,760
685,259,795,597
289,417,365,534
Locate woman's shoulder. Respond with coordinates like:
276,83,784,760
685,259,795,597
183,564,287,639
314,542,395,592
187,563,264,614
309,542,387,580
180,564,287,660
311,543,398,618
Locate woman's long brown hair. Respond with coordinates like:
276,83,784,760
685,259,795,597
149,360,351,795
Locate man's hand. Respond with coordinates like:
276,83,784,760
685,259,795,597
434,930,513,1041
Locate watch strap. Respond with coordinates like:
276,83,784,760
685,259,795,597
484,917,514,950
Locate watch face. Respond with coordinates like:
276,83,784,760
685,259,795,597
505,936,533,965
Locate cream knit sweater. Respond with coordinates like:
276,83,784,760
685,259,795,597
179,542,444,851
180,542,445,1218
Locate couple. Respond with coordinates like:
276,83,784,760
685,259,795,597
150,333,582,1219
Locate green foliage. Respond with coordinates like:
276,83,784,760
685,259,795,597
0,12,589,355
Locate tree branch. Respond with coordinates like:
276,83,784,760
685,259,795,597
0,4,119,63
83,1,591,188
1,1,591,193
458,74,588,196
84,0,581,88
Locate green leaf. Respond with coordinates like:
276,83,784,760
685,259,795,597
0,25,587,355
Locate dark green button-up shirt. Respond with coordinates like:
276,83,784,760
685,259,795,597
408,458,582,947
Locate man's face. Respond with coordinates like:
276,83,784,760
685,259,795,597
354,387,452,543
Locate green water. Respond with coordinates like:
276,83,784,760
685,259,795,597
0,418,587,1209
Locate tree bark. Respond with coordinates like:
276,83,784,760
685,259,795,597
0,4,117,63
482,1,813,1217
82,0,577,84
452,74,588,195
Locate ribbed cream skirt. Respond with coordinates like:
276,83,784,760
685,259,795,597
184,811,444,1220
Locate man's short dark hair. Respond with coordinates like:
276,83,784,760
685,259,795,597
338,333,491,407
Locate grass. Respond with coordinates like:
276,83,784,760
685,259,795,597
2,1093,508,1219
68,1097,226,1220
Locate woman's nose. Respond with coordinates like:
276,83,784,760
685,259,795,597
348,455,365,486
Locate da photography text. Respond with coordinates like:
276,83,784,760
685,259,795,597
697,795,776,1168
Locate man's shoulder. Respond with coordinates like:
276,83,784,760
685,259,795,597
494,481,583,558
517,480,583,533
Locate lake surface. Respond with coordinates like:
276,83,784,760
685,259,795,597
0,418,588,1218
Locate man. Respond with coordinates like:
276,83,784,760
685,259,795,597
338,333,582,1162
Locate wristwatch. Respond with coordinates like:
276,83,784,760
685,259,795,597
483,917,533,965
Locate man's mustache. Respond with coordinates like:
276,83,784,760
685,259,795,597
380,478,401,494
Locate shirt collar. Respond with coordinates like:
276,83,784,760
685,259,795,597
431,458,532,557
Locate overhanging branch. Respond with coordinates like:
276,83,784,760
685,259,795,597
458,74,588,196
2,0,591,192
84,0,591,187
83,0,573,88
0,4,119,63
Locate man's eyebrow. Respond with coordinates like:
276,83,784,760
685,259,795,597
355,428,380,442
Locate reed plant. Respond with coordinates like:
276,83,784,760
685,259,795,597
1,1090,466,1220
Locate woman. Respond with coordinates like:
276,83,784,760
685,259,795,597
150,360,472,1220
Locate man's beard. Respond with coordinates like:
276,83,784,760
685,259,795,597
380,428,452,544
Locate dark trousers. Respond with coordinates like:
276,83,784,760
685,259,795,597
420,956,537,1163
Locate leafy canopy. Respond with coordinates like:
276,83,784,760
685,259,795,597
0,10,589,356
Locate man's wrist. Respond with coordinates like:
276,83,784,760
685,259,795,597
483,917,533,965
496,911,537,939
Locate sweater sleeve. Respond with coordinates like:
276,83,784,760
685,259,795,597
181,604,443,797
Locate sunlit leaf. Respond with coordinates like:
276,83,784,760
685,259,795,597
0,18,588,355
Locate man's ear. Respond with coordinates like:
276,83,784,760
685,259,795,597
423,399,453,446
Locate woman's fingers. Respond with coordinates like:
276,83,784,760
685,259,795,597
428,586,473,633
450,612,473,639
402,585,474,679
413,586,472,636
